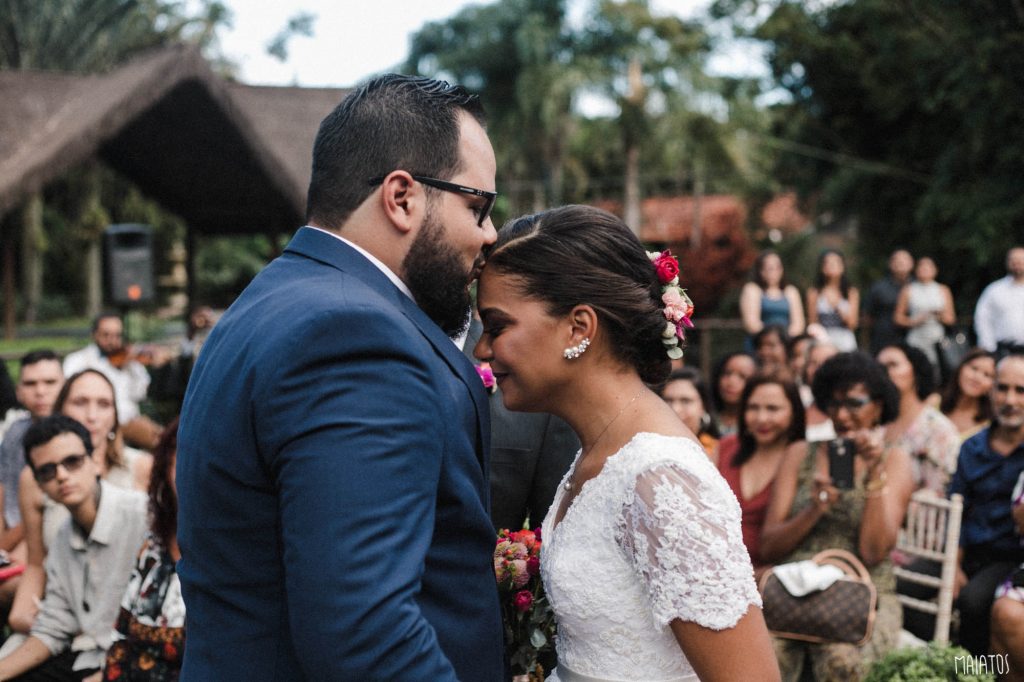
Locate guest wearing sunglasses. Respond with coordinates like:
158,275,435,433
0,415,147,681
760,352,914,681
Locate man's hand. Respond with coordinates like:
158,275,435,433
953,565,968,600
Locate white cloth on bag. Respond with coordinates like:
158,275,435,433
542,433,760,681
771,560,845,597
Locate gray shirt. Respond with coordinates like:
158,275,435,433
31,481,148,671
0,417,30,528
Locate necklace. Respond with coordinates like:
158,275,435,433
564,388,644,493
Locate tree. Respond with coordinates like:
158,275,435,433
712,0,1024,308
0,0,230,325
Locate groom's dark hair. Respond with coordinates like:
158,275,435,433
305,74,486,230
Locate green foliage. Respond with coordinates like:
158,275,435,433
714,0,1024,309
194,236,275,308
865,643,996,682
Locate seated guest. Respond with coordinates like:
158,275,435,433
753,325,791,378
761,352,914,681
63,313,161,450
786,333,814,398
711,351,756,437
9,370,152,635
802,339,838,442
990,475,1024,681
949,351,1024,656
0,415,147,681
876,343,960,495
716,375,805,572
939,348,996,441
660,367,720,458
0,351,64,553
105,418,184,681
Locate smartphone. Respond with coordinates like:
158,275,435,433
827,437,856,490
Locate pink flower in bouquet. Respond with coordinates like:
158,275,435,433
502,541,528,561
514,590,534,613
526,556,540,576
510,559,530,588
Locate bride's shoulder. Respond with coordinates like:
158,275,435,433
616,432,720,482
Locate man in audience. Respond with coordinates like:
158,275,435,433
975,246,1024,353
0,350,63,553
63,313,160,448
950,350,1024,655
0,415,147,681
864,248,914,354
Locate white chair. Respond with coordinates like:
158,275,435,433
893,491,964,644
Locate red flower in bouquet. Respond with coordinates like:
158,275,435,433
494,528,556,679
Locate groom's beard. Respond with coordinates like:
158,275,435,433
403,208,473,339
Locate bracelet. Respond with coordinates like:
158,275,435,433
864,470,888,492
865,486,888,498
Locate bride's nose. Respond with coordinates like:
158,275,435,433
473,335,492,363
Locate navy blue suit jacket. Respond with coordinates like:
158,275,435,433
177,227,503,680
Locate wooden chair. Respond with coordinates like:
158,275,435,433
893,491,964,644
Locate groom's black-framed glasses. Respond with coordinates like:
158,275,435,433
368,174,497,227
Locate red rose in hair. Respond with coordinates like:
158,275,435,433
654,252,679,284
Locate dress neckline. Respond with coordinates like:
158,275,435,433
546,432,703,536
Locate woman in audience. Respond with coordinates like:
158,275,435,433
710,351,757,437
938,348,996,440
893,256,956,375
9,369,153,633
106,418,184,681
806,249,859,352
716,375,806,573
802,339,839,443
660,367,720,457
753,325,791,377
760,352,914,681
876,343,960,495
740,251,806,344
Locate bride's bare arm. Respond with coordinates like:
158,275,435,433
670,607,780,681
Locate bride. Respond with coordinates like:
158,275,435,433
474,205,779,682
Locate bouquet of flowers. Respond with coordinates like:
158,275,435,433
494,528,556,681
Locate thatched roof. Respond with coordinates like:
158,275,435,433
0,44,349,234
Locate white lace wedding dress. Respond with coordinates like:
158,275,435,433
541,433,761,682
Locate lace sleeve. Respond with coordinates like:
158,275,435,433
619,460,762,630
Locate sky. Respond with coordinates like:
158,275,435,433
214,0,766,89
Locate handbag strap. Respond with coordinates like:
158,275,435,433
812,548,872,583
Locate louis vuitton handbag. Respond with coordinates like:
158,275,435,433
758,548,877,646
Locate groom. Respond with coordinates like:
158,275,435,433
177,75,503,680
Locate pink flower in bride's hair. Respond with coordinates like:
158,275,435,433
514,590,534,612
526,556,540,576
653,251,680,284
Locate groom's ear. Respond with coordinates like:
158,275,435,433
378,171,424,235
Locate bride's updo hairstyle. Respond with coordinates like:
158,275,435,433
485,204,672,385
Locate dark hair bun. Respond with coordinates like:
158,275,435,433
486,205,674,384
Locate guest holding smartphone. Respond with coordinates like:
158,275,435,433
760,352,914,681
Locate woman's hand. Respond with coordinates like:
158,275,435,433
851,427,885,470
811,471,839,512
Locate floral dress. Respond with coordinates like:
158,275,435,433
896,407,961,495
105,535,185,681
772,448,902,682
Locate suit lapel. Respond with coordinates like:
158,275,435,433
284,227,490,471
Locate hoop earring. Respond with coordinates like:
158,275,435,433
563,337,591,360
107,431,116,442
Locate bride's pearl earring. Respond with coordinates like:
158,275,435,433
563,337,590,360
